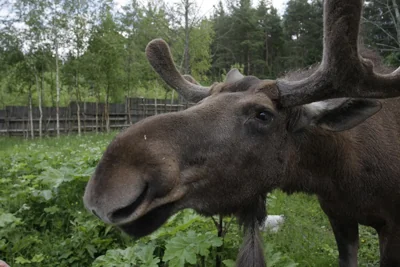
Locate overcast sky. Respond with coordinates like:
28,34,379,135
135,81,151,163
0,0,288,22
115,0,288,17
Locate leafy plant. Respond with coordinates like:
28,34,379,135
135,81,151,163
163,230,223,266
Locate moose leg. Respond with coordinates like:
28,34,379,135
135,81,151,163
328,217,359,267
378,226,400,267
319,201,359,267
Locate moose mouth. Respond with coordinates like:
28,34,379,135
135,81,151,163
118,202,175,237
108,182,185,238
110,184,150,222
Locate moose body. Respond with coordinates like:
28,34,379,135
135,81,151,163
282,99,400,266
83,0,400,266
84,78,400,266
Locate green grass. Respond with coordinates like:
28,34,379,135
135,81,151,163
0,132,118,153
0,134,381,266
264,191,380,267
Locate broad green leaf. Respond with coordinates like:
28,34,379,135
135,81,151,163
15,256,31,264
0,213,20,227
31,253,44,263
40,190,53,200
164,230,222,266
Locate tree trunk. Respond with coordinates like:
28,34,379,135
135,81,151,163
35,73,43,138
391,0,400,45
50,68,55,107
95,97,99,134
28,87,34,139
68,86,72,133
247,50,251,75
127,97,132,125
105,83,110,133
265,31,269,74
75,71,81,136
41,72,45,136
83,102,86,133
127,53,132,125
55,39,60,137
76,102,81,136
22,116,26,139
183,0,191,75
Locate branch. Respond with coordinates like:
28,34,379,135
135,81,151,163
277,0,400,107
362,17,400,47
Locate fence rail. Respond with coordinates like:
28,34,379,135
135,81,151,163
0,97,193,137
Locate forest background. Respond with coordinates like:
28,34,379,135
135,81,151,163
1,0,399,136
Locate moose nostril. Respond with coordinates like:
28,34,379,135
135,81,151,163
109,183,149,222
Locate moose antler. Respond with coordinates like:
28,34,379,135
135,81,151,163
183,74,200,85
277,0,400,108
146,39,211,102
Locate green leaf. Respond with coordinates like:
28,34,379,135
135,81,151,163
135,243,159,266
164,230,223,266
40,190,53,200
31,253,45,263
44,205,60,214
0,212,20,227
223,259,236,267
86,244,97,258
163,232,198,266
15,256,31,264
37,167,73,189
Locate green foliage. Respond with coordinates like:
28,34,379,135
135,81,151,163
363,0,400,66
265,190,380,266
92,242,160,267
264,244,298,267
163,230,222,266
0,134,122,266
282,0,323,68
2,0,399,110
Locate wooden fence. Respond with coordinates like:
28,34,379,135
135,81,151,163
0,97,193,137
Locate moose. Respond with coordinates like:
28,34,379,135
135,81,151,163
84,0,400,266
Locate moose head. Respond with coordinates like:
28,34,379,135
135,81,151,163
84,0,400,266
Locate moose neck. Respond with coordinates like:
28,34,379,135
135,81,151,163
280,127,358,197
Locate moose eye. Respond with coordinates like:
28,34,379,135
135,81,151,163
255,111,273,122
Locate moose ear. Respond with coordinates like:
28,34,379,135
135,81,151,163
291,99,382,132
225,68,245,83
